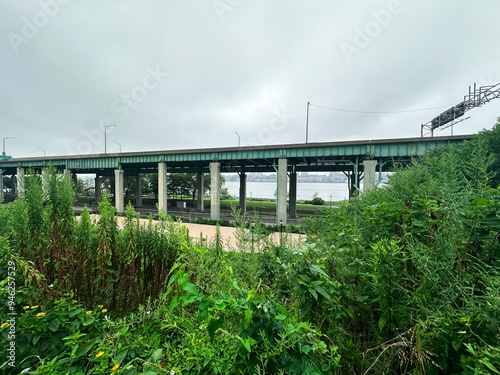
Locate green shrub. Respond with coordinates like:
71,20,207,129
311,197,325,205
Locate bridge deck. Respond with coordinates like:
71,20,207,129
0,135,472,175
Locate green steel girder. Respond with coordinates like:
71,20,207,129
0,136,472,176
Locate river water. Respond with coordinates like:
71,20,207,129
224,181,350,201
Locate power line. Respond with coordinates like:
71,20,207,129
309,103,453,114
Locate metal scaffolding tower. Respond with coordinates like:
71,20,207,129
421,82,500,137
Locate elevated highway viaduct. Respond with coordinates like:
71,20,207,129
0,135,473,224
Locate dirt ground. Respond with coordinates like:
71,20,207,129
85,214,306,251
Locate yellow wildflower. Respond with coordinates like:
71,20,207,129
23,306,30,310
95,351,104,358
36,312,45,317
112,364,120,371
86,311,92,315
30,305,39,309
102,309,107,313
1,323,9,328
98,305,103,308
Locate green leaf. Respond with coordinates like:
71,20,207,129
48,318,60,332
481,359,500,374
313,284,332,301
464,343,475,355
169,296,180,315
115,349,128,365
199,298,210,320
83,317,94,326
300,299,313,317
208,317,224,341
310,264,329,278
379,315,388,332
298,274,311,283
17,333,31,354
74,342,94,358
150,348,163,363
69,308,85,318
244,309,252,330
183,281,199,297
241,338,251,353
277,304,288,317
451,340,462,352
32,335,41,346
309,288,318,300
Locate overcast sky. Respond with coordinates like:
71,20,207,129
1,0,499,158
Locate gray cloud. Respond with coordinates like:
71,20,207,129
0,0,499,157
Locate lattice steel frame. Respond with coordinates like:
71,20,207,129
421,82,500,137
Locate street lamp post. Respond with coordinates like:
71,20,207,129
114,141,121,153
2,137,14,156
38,148,46,157
104,124,116,154
235,132,240,147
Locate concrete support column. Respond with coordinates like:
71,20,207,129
238,172,247,214
196,172,204,211
114,169,125,212
289,170,297,218
16,167,25,199
11,175,16,196
210,162,220,220
135,175,143,208
41,168,49,200
277,158,287,225
158,162,168,214
363,160,377,192
72,173,78,191
95,176,101,204
0,169,4,197
64,169,76,190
